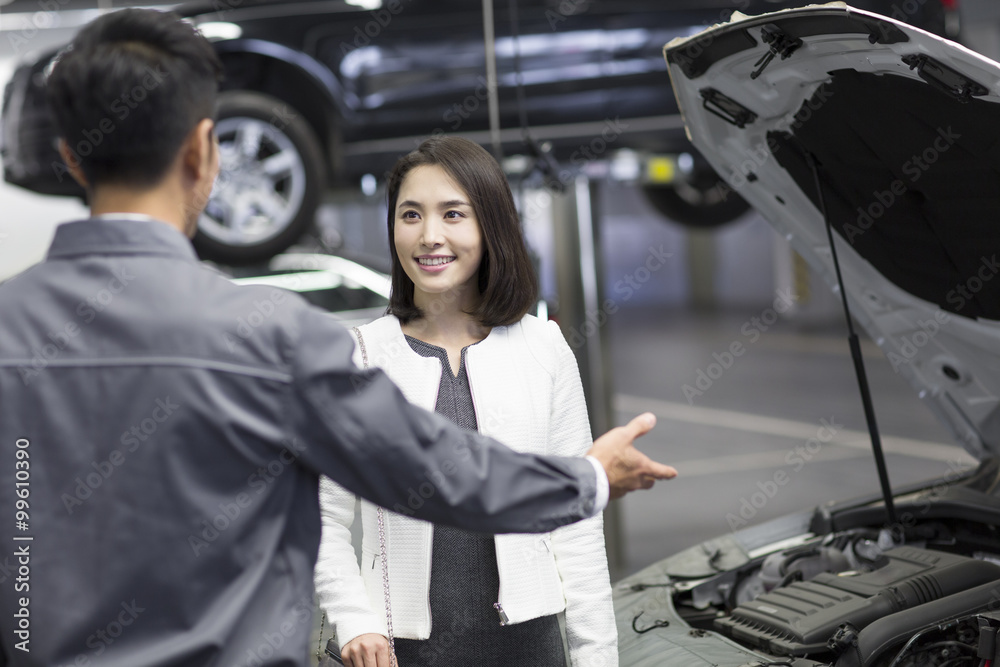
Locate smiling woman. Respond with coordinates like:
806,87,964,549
392,162,485,347
314,136,618,667
383,136,538,331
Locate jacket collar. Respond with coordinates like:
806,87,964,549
46,217,199,263
362,314,504,359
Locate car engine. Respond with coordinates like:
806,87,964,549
667,518,1000,666
718,545,1000,661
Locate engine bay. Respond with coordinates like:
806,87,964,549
716,545,1000,657
657,491,1000,666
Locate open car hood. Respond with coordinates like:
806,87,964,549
665,2,1000,461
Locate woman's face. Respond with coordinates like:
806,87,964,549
393,164,484,311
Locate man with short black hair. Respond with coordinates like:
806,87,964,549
0,8,675,665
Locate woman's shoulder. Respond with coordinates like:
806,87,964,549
351,316,412,366
354,315,403,343
500,314,571,376
508,313,565,347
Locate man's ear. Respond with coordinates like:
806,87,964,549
179,118,218,237
183,118,217,183
57,139,89,189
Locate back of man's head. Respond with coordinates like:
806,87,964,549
47,8,223,190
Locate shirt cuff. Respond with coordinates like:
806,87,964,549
584,455,610,514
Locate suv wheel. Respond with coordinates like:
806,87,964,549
193,91,325,265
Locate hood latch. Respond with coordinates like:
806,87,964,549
751,24,804,80
901,54,988,104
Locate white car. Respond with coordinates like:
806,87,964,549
228,252,390,330
614,4,1000,666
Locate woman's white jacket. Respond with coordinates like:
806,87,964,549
314,314,617,667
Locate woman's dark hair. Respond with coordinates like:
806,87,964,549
385,136,539,327
47,8,223,189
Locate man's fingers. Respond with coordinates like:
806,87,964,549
642,459,678,480
620,427,676,479
591,412,679,499
621,412,656,440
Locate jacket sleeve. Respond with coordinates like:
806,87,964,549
314,475,387,648
544,321,619,667
286,306,599,534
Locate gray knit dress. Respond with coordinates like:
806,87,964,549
391,336,567,667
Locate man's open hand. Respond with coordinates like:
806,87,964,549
587,412,677,499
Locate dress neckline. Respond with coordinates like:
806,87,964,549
404,335,485,379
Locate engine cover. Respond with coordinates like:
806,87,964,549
714,546,1000,657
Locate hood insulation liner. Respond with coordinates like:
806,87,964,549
768,68,1000,322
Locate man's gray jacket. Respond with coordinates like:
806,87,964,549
0,218,598,666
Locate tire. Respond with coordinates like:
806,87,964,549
642,170,751,229
193,91,325,265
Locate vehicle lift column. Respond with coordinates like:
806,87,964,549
550,175,625,579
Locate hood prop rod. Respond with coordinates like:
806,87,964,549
806,152,898,529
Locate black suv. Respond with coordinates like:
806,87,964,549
1,0,954,263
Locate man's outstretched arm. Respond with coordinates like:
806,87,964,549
289,308,676,533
